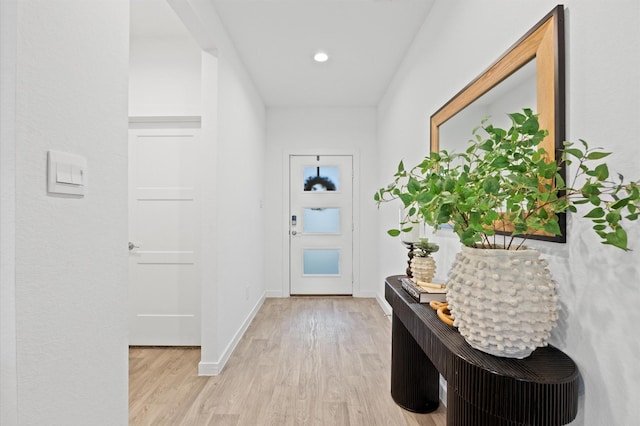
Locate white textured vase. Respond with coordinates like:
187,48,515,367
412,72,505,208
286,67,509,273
446,245,558,359
410,256,436,283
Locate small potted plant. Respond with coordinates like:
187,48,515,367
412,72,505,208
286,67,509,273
375,109,640,358
410,238,440,284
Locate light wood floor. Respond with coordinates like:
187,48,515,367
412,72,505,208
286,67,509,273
129,297,446,425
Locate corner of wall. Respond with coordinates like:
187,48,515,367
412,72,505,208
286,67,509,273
199,292,266,376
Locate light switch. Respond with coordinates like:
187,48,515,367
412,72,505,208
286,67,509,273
56,163,73,184
71,165,83,184
47,150,87,196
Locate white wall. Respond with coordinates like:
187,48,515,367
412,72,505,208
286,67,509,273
1,0,130,424
198,50,220,372
164,0,268,374
129,36,201,116
377,1,640,425
210,52,267,362
0,0,18,423
264,107,379,298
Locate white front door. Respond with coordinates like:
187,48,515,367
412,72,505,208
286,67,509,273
289,155,353,295
128,127,201,346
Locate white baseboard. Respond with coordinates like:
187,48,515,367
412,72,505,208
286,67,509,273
267,291,378,299
353,291,377,298
198,292,266,376
197,361,220,376
375,293,392,316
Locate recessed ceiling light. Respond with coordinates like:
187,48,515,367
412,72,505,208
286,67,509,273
313,51,329,63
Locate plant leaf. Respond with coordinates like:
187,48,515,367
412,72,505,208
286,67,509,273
490,156,510,168
509,112,526,124
586,151,611,160
604,227,628,250
408,177,421,194
482,177,500,194
479,140,494,151
593,164,609,181
584,207,605,218
521,116,539,133
610,198,629,209
564,148,584,159
543,221,561,235
399,193,413,207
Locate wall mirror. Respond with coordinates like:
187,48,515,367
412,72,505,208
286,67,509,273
430,5,565,242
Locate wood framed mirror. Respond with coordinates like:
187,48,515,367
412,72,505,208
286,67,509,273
430,5,566,242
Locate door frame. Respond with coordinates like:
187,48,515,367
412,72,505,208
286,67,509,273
282,149,361,297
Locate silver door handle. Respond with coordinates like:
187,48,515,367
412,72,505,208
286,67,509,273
291,230,297,236
128,242,140,251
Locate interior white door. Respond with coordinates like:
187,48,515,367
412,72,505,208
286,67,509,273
128,127,201,346
290,155,353,295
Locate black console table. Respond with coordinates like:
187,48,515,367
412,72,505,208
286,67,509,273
385,276,579,425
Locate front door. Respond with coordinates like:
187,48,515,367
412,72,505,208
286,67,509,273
128,126,201,346
289,155,353,295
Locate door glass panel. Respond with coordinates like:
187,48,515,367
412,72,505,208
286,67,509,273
303,166,339,191
303,208,340,234
303,249,340,275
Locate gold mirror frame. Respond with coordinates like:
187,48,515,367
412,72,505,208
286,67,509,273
430,5,566,242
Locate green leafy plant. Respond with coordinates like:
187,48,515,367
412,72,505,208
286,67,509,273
413,238,439,257
375,109,640,250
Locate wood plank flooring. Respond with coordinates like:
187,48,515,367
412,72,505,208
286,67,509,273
129,297,446,425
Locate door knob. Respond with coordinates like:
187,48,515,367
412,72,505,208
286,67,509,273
291,230,297,236
128,242,140,251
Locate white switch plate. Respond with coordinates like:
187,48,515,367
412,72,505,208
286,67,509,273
47,150,87,196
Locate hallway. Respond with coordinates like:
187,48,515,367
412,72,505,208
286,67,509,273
129,297,446,425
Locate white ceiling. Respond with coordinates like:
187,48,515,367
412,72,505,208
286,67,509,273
130,0,436,107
